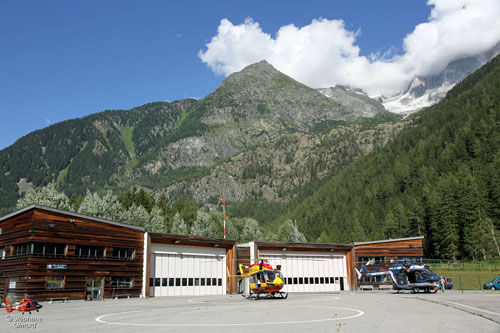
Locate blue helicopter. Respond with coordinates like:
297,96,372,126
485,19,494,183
355,261,440,293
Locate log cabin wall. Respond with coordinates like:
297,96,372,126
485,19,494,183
354,236,424,272
0,205,145,301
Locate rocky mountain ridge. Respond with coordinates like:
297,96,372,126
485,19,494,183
381,43,500,114
0,60,399,215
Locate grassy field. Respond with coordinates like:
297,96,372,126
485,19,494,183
428,261,500,290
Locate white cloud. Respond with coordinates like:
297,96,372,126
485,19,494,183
199,0,500,97
45,118,52,125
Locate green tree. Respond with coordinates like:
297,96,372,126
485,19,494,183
273,219,306,242
16,182,71,211
77,190,123,222
120,203,149,227
191,209,217,238
146,206,166,233
171,212,189,235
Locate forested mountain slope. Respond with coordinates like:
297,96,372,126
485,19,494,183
287,55,500,260
0,61,394,216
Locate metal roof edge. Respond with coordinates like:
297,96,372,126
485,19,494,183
354,236,424,246
0,204,145,232
253,240,353,250
149,232,237,245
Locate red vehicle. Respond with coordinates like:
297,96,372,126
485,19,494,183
5,297,42,314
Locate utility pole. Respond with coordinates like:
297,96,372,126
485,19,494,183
218,196,226,239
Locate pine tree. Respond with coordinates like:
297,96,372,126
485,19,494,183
120,204,149,227
273,219,306,242
171,212,189,235
147,207,166,233
191,209,216,238
16,182,71,210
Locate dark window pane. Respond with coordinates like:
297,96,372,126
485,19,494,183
299,278,303,284
212,278,217,286
315,277,319,284
149,278,153,286
330,277,335,283
75,244,104,258
324,277,329,284
162,278,168,286
195,278,200,286
188,278,193,286
288,277,293,284
182,278,187,286
304,277,309,284
207,278,212,286
169,278,175,286
201,278,205,286
176,278,181,286
113,248,134,259
320,277,324,284
218,278,222,286
155,278,160,287
293,278,298,284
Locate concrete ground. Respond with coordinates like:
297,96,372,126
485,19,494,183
1,290,499,332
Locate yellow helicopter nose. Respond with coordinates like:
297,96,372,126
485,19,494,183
275,276,285,287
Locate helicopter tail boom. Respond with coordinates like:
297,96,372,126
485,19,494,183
5,298,13,312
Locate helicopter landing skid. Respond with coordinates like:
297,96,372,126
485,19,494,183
275,292,288,299
242,292,288,300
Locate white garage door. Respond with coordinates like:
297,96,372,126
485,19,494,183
149,244,226,296
260,252,349,292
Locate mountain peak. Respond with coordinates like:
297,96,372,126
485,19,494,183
241,59,274,70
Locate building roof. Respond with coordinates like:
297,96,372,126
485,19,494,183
241,240,353,251
149,232,236,249
353,236,424,246
0,204,145,231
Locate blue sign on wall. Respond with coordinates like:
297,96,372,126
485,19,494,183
46,264,67,270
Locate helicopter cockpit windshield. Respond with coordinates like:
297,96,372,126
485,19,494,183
262,270,276,282
420,269,437,280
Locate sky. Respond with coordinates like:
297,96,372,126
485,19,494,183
1,0,499,151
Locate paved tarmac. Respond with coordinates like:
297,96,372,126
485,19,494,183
1,290,499,332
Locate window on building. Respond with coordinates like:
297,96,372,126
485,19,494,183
75,245,104,258
0,247,6,259
33,242,66,256
13,243,33,256
398,256,423,263
111,276,133,288
358,256,385,264
113,248,134,260
46,276,65,289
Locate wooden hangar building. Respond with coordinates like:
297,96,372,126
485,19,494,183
0,205,424,300
0,205,146,301
354,236,425,270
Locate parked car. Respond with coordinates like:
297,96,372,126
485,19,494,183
444,277,453,289
483,275,500,290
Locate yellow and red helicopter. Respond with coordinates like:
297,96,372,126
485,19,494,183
5,297,42,314
234,258,288,299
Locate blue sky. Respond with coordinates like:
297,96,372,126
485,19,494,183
1,0,498,151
